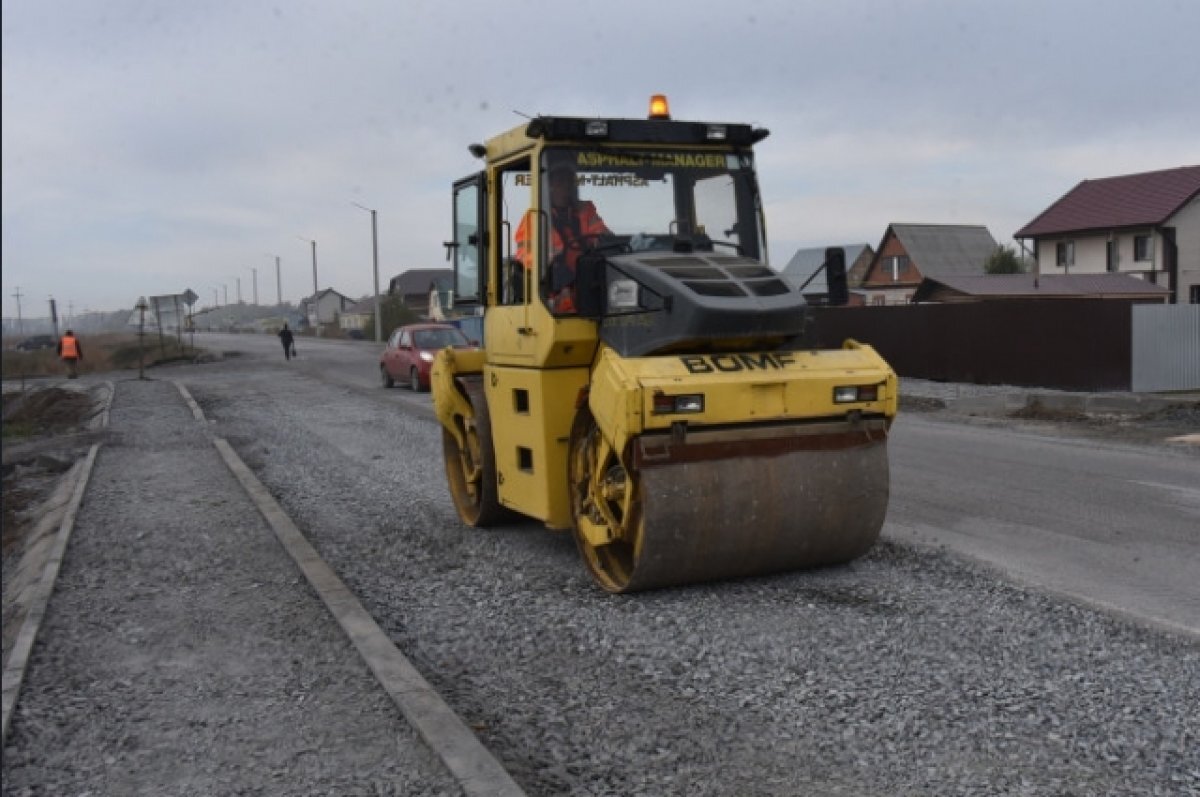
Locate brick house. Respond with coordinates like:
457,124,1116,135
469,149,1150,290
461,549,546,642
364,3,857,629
859,224,999,305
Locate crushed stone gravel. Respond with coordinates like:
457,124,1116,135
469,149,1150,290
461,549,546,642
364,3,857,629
2,377,461,796
167,361,1199,797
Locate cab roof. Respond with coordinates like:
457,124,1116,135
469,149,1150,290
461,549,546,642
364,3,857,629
479,115,769,163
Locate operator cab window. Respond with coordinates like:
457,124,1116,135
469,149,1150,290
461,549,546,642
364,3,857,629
530,147,767,316
499,157,532,306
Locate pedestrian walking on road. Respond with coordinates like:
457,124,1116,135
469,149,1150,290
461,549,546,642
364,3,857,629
57,329,83,378
278,323,296,361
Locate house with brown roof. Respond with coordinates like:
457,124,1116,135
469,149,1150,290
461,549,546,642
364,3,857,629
911,273,1170,304
1015,165,1200,304
387,268,453,316
859,224,999,305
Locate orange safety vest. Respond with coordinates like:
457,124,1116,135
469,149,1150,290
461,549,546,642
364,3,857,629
514,202,608,270
514,202,608,313
60,335,79,359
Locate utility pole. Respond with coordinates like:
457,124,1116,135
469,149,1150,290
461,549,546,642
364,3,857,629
250,267,258,306
298,236,320,334
222,284,228,306
11,287,23,335
236,277,242,305
311,239,318,296
297,236,318,297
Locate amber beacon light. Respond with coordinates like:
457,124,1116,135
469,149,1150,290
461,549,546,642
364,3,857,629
648,94,671,120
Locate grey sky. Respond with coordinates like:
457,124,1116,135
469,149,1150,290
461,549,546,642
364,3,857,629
4,0,1199,315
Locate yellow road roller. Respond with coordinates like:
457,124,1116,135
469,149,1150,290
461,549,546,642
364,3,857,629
432,95,897,592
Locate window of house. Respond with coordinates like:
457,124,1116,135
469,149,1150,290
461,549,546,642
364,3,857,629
890,255,909,281
1190,285,1200,304
1055,241,1074,267
1134,234,1153,262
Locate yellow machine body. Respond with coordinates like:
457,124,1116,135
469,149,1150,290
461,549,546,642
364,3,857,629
432,100,898,592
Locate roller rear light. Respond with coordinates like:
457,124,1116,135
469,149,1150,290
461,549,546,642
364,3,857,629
833,385,880,404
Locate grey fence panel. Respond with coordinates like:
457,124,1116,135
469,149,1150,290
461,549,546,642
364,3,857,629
1131,305,1200,392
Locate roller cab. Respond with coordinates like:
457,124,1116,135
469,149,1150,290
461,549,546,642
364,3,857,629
433,96,897,592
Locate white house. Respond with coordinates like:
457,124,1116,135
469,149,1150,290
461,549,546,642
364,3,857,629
1015,165,1200,304
302,288,356,327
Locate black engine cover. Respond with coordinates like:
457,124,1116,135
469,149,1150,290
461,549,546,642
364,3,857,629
590,252,807,357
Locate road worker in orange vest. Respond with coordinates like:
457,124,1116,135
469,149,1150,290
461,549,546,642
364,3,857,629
514,158,610,313
57,329,83,379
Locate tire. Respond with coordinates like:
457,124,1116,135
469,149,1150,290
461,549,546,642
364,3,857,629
568,409,643,593
441,378,512,526
380,365,394,388
410,367,424,392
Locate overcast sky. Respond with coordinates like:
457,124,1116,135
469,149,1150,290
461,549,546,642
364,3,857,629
4,0,1199,317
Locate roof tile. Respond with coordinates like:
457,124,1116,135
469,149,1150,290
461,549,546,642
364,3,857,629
1016,165,1200,237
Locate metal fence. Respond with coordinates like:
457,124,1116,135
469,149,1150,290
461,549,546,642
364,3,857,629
807,300,1144,391
1131,305,1200,392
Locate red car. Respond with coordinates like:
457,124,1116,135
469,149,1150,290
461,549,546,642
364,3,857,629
380,323,474,391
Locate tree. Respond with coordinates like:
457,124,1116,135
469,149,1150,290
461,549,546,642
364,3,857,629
372,294,419,339
985,245,1026,275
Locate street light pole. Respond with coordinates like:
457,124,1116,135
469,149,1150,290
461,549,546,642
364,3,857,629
352,202,382,342
249,267,258,306
236,277,242,305
275,256,282,306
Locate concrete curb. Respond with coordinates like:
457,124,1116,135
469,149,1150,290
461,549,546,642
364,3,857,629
2,381,115,748
174,380,526,797
1,445,101,748
173,378,207,422
946,391,1200,417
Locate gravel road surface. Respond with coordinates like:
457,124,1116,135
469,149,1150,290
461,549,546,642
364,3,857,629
3,377,460,796
3,339,1198,796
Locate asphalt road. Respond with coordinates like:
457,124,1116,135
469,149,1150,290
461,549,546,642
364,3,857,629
197,331,1199,637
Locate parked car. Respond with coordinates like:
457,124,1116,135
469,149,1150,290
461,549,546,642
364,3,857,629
15,334,57,352
379,323,474,391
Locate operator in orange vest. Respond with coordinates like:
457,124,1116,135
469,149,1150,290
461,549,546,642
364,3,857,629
57,329,83,379
514,159,610,313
